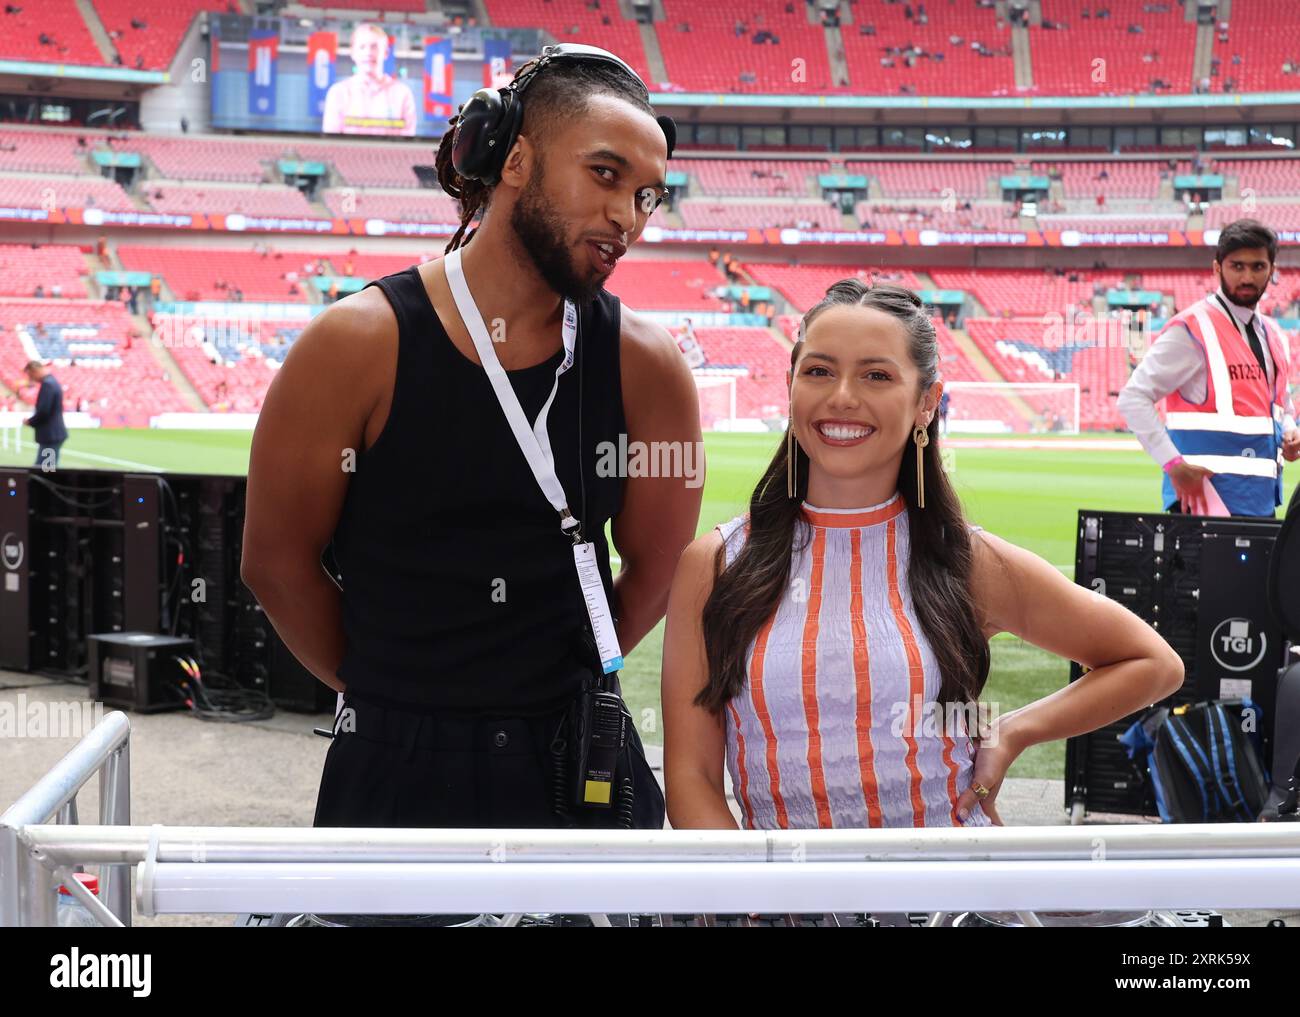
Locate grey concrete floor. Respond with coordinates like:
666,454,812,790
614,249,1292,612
2,670,1295,929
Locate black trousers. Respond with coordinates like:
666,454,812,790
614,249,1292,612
313,693,571,829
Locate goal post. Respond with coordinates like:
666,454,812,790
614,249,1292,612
941,381,1080,435
693,370,740,431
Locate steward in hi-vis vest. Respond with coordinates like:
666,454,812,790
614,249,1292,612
1118,218,1300,517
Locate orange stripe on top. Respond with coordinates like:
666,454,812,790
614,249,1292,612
726,700,755,830
802,497,905,530
748,612,790,829
940,729,960,825
886,517,928,826
800,526,833,828
849,528,884,827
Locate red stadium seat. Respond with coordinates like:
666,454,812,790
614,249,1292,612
142,184,318,218
117,245,335,302
1208,0,1300,94
847,160,1015,199
677,199,842,230
603,259,730,311
743,262,926,313
0,129,93,175
91,1,226,71
655,1,844,94
838,1,1015,96
0,1,107,66
677,159,830,198
484,0,653,86
0,175,137,213
0,244,89,299
1028,1,1197,96
320,189,461,223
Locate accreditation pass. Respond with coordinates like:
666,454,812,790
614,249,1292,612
573,541,624,674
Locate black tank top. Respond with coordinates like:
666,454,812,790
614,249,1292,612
329,263,627,712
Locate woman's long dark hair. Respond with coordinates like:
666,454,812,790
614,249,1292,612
434,55,656,254
698,279,990,714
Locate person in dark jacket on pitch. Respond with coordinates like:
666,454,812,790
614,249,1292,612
23,360,68,469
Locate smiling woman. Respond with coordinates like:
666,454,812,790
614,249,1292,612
661,278,1185,834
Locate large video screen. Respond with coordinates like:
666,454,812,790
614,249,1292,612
209,15,536,139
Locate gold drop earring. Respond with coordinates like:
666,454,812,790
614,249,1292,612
913,420,930,509
787,408,798,499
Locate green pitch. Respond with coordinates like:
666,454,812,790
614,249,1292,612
3,428,1293,785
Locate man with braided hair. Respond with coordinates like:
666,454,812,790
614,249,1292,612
242,49,701,832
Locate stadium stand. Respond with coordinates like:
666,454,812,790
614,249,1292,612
0,244,89,299
0,0,106,66
1035,160,1170,200
116,245,328,302
293,142,434,189
0,6,1295,437
927,268,1130,317
847,160,1013,199
837,0,1016,96
298,0,426,10
691,326,790,419
743,263,926,312
1208,0,1300,94
1035,213,1187,232
0,130,93,175
0,299,189,425
485,0,653,85
141,184,318,218
1201,201,1300,230
90,1,221,71
678,198,842,230
328,251,431,282
0,176,137,213
1209,158,1300,196
678,159,828,197
654,1,842,94
966,318,1064,383
127,135,283,184
319,189,461,223
159,312,305,413
856,202,1019,231
1027,1,1198,96
602,259,730,311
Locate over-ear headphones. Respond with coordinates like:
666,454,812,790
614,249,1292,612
450,43,676,185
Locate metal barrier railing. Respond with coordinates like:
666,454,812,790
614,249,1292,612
1,710,131,927
4,714,1300,926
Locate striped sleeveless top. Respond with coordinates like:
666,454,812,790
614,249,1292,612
714,491,993,829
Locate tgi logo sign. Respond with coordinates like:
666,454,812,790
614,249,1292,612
1209,617,1268,672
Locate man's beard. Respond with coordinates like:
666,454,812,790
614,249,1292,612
1221,278,1264,308
509,161,603,304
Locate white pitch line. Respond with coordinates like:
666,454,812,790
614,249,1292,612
30,446,165,472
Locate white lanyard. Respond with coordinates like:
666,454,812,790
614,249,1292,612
442,248,624,674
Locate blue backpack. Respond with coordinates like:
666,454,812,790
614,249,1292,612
1121,699,1272,823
